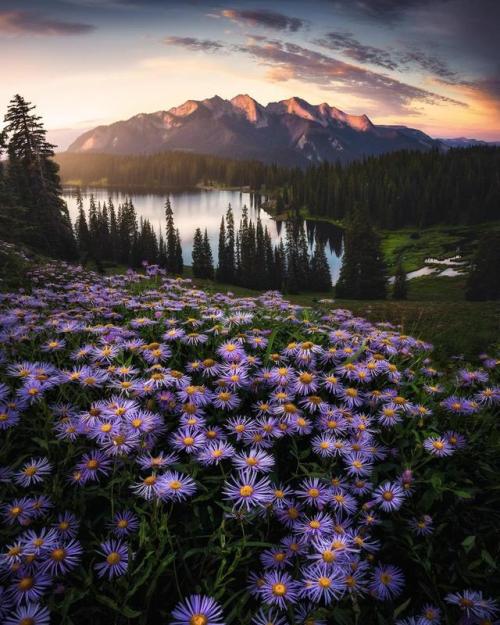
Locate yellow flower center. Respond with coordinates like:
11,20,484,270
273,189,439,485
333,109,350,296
272,583,287,596
51,548,66,561
240,485,254,497
106,552,121,565
318,576,331,588
18,577,34,591
190,616,208,625
322,550,335,563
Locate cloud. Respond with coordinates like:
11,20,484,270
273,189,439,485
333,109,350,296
399,49,457,80
163,36,223,52
316,31,398,70
0,10,95,35
220,8,306,32
235,38,465,114
326,0,439,22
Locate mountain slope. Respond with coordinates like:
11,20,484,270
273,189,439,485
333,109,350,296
67,94,442,166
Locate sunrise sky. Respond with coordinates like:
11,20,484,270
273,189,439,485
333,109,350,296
1,0,499,148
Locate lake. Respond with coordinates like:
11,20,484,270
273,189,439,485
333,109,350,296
63,187,343,284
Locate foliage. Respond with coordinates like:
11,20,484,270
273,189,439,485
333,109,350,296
282,147,500,228
336,205,387,300
393,263,408,300
465,232,500,301
0,264,498,624
1,95,77,260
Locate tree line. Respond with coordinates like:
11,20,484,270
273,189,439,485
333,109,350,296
213,205,332,293
74,193,183,273
56,147,500,229
56,151,287,193
278,147,500,228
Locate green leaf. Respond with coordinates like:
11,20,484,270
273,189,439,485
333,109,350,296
481,549,497,568
461,535,476,552
393,597,412,618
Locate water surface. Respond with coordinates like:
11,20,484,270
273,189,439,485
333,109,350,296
63,187,343,283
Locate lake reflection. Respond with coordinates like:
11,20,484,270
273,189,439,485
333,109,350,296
63,187,343,284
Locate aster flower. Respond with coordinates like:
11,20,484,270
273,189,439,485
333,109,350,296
295,478,331,508
423,436,454,457
20,527,59,556
14,457,52,487
8,572,52,604
259,570,300,609
300,563,345,604
171,427,206,455
4,602,51,625
198,441,235,466
157,471,197,502
373,481,405,512
53,511,80,539
95,539,129,579
369,564,405,600
295,512,334,540
222,470,273,511
170,594,225,625
260,547,292,570
109,510,140,537
445,589,499,620
251,608,288,625
232,448,275,474
2,497,35,526
43,539,83,576
408,515,434,536
419,604,441,625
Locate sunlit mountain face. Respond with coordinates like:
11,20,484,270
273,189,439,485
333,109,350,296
0,0,498,148
66,94,442,166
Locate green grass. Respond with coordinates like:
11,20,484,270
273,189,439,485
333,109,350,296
185,270,499,361
381,221,500,272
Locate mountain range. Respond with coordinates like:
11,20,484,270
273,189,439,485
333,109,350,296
68,94,445,166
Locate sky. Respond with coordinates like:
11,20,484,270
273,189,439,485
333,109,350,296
1,0,499,148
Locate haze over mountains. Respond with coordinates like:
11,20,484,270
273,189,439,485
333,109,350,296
68,94,446,166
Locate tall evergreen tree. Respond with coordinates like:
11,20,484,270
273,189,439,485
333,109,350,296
392,261,408,300
74,190,90,261
310,237,332,292
3,95,76,259
165,197,181,274
192,228,203,278
465,232,500,301
174,228,183,275
202,229,214,280
336,204,387,300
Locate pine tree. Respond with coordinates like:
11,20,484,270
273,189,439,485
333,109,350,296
0,129,27,240
310,237,332,292
165,197,179,274
74,190,90,260
202,229,214,279
465,233,500,301
225,204,235,282
158,228,167,268
216,216,227,282
192,228,203,278
336,204,387,300
392,261,408,300
3,94,76,259
175,228,183,275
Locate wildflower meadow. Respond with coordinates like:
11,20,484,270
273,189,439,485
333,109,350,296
0,263,498,625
